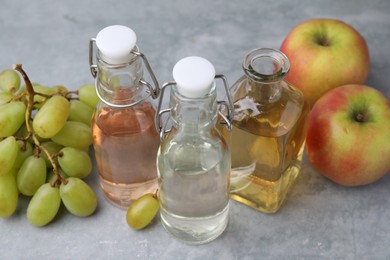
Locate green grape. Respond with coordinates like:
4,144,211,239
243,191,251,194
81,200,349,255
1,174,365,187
12,141,33,170
126,193,160,230
33,95,70,138
16,155,46,196
9,168,18,177
40,141,63,168
69,99,94,126
78,84,99,109
14,123,27,138
0,92,13,105
27,183,61,227
52,85,68,94
0,69,20,94
0,101,26,137
58,147,92,179
51,121,92,150
0,172,18,218
0,136,19,176
60,177,97,217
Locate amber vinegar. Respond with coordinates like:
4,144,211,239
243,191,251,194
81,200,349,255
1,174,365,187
220,48,309,213
221,82,308,213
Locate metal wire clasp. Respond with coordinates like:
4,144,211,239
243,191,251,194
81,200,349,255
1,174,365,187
89,38,160,107
155,75,234,142
155,81,175,142
89,38,98,78
215,74,234,131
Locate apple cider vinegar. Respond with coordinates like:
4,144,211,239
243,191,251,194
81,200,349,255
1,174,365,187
221,48,309,213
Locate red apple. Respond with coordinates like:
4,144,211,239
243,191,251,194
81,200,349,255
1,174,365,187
306,84,390,186
280,18,370,107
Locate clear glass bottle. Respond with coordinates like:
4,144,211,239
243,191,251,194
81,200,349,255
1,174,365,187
156,56,232,244
219,48,309,213
89,25,160,208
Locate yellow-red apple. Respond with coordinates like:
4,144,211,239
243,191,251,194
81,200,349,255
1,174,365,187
306,84,390,186
280,18,370,107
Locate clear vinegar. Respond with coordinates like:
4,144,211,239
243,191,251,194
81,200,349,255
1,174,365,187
157,127,230,244
92,102,160,208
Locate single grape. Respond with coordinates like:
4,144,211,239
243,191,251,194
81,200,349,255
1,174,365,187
78,84,99,109
0,136,19,176
33,95,70,138
16,155,47,196
126,193,160,230
60,177,97,217
69,99,94,126
40,141,63,168
0,172,18,218
0,92,13,105
0,69,20,94
27,183,61,227
58,147,92,179
52,85,68,94
0,101,26,137
51,121,92,150
12,141,33,170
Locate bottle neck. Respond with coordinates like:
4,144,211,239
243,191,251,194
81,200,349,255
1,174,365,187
170,83,217,133
96,46,146,106
245,77,282,103
239,48,290,103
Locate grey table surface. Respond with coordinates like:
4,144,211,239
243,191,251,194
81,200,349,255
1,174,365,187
1,0,389,259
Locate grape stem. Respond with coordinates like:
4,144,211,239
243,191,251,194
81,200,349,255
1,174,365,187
67,90,78,95
33,145,41,157
10,91,27,103
153,189,159,200
12,64,67,186
34,91,77,104
34,91,53,99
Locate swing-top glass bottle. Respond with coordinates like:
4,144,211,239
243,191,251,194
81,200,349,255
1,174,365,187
156,56,233,244
89,25,160,208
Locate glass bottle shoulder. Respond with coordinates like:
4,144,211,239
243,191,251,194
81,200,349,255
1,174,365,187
93,99,157,136
158,127,229,174
230,76,308,137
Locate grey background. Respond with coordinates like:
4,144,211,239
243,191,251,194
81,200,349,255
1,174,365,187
1,0,389,259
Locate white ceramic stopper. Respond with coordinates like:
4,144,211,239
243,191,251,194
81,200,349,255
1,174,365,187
95,25,137,64
172,56,216,98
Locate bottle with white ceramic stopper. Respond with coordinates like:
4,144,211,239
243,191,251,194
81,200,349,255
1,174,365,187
89,25,160,208
155,56,233,244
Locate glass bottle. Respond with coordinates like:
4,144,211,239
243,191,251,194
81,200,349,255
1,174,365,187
219,48,309,213
156,56,233,244
89,25,160,208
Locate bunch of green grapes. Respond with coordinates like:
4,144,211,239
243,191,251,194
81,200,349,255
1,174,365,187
0,65,100,227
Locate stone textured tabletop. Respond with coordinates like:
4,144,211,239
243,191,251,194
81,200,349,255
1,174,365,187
1,0,389,259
